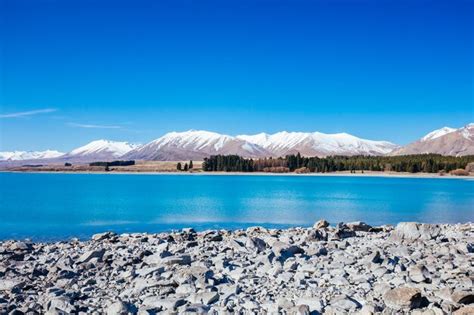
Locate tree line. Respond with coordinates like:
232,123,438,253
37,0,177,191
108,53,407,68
89,160,135,167
202,154,474,173
177,160,193,171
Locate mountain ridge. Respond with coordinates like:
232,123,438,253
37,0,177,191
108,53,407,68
2,124,473,163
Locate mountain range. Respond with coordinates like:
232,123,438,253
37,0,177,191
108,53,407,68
1,123,472,163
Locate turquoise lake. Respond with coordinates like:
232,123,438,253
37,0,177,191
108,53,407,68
0,173,473,240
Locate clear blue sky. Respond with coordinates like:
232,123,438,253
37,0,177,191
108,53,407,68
1,0,473,151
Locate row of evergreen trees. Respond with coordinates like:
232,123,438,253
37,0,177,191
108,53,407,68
177,160,193,171
201,155,254,172
202,154,474,173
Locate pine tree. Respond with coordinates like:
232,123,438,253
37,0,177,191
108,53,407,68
184,163,189,171
177,162,182,171
189,160,193,169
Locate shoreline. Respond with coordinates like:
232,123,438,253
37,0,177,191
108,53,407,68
2,169,474,180
1,221,472,314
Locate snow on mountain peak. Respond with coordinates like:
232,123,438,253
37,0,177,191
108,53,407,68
421,127,456,142
0,150,64,161
237,131,397,156
68,140,139,157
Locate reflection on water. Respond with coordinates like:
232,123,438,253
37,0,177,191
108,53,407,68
0,173,473,240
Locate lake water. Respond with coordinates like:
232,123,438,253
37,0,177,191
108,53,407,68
0,172,473,240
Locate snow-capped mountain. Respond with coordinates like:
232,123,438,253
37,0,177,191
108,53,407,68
124,129,398,161
420,127,456,142
62,140,140,161
124,130,271,161
0,150,64,161
237,131,398,157
391,123,474,156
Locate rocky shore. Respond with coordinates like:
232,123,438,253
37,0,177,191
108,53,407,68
0,221,473,314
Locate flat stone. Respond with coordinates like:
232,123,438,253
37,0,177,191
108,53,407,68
0,279,24,291
77,248,105,264
329,295,361,311
161,255,192,266
188,291,219,305
142,297,186,310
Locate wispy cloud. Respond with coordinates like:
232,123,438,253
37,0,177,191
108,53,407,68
0,108,57,118
68,122,122,129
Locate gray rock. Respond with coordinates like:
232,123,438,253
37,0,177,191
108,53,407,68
347,221,372,232
313,219,330,229
142,297,186,310
183,304,210,314
107,301,134,315
189,291,219,304
161,255,192,266
329,295,361,312
92,232,116,241
390,222,441,242
77,248,105,263
408,265,430,283
0,279,24,291
271,241,304,259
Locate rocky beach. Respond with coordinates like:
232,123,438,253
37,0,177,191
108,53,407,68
0,221,473,314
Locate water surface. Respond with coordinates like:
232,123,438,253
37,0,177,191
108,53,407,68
0,173,472,240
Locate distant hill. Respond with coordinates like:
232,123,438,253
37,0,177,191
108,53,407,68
391,123,474,156
0,150,64,161
61,140,140,161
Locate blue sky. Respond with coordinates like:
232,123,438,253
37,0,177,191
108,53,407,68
1,0,472,151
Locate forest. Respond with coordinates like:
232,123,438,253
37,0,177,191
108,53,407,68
202,154,474,174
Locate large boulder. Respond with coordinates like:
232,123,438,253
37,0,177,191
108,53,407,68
313,219,330,229
390,222,441,242
454,306,474,315
346,221,372,232
271,241,304,260
383,287,424,310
